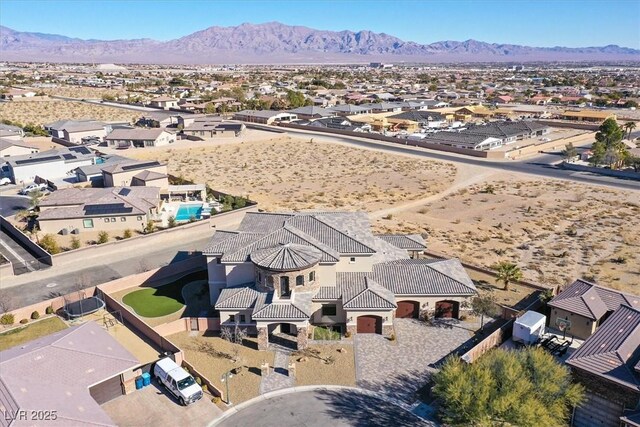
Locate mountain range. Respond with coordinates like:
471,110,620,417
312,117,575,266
1,22,638,64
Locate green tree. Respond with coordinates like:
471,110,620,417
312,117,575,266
97,231,109,244
623,121,636,139
625,155,640,172
286,90,307,108
167,216,177,228
495,261,523,291
593,118,627,168
470,294,499,330
39,234,61,254
562,142,578,162
589,140,606,167
432,348,584,427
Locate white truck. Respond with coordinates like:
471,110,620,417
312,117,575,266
153,357,203,405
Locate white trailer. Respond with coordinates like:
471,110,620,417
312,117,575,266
513,310,546,345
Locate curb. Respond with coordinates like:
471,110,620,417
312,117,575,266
207,385,423,426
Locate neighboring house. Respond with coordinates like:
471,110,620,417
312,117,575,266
0,123,25,138
233,110,298,125
1,88,36,99
101,160,168,189
148,96,179,110
560,110,617,122
548,279,640,339
44,119,111,144
423,132,503,151
3,146,95,184
0,129,23,141
388,111,449,129
205,211,476,350
0,321,141,427
462,120,550,145
287,106,335,120
136,112,180,128
328,104,372,116
0,138,39,157
306,117,370,132
494,95,514,104
359,102,403,113
182,120,245,138
105,128,175,148
566,305,640,427
74,154,131,186
37,186,161,234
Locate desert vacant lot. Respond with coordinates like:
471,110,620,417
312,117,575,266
127,135,457,212
0,99,139,126
374,175,640,294
41,86,126,100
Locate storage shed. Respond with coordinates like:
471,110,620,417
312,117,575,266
513,310,546,345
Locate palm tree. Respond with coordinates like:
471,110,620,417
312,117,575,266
623,121,636,139
495,261,523,291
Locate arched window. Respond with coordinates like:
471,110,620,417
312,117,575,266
309,271,316,282
296,275,304,286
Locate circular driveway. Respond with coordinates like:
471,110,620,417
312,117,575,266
0,195,29,217
213,388,432,427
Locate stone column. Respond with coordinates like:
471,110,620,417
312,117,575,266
296,326,308,350
287,362,296,379
346,324,357,337
257,326,269,351
383,324,395,338
260,361,270,376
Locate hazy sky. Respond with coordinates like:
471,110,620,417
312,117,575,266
2,0,639,48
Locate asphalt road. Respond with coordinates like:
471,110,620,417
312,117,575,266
1,235,212,307
212,389,432,427
284,128,640,191
0,195,29,217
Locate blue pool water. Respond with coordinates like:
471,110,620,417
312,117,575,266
175,204,203,221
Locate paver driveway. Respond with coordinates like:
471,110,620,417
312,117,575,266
355,318,472,402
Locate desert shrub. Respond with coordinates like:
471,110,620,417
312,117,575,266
0,313,15,325
97,231,109,244
344,330,352,338
70,236,81,249
45,306,54,315
39,234,61,254
383,214,393,220
145,220,156,234
30,311,40,320
167,216,177,228
202,384,208,393
123,229,133,239
195,376,202,385
389,333,396,341
212,396,221,404
19,319,28,324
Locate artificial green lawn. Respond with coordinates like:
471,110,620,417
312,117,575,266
121,271,206,318
0,316,68,351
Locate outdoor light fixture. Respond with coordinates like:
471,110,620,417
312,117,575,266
220,371,234,405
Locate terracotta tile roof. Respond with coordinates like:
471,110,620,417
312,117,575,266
549,279,640,320
566,305,640,391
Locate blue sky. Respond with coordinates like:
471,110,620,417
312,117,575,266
2,0,639,48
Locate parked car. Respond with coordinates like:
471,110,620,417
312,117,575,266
153,357,203,406
0,177,11,186
18,183,47,195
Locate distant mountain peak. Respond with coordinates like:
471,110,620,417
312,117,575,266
1,23,638,64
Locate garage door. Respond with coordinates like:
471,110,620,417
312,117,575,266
89,374,123,404
396,301,419,319
357,316,382,334
435,301,455,318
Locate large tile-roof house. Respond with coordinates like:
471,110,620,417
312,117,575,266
548,279,640,339
104,128,175,149
44,119,111,144
0,321,140,427
566,305,640,427
204,211,476,350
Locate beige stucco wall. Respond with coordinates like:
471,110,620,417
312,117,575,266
132,176,169,190
317,264,336,285
219,309,254,326
104,165,168,187
335,254,373,273
549,307,596,339
310,301,347,324
66,128,109,144
1,145,38,157
38,214,146,234
396,295,473,314
224,262,254,287
346,310,394,327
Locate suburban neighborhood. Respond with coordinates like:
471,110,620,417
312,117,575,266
1,2,639,427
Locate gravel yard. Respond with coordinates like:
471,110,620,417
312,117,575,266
294,343,356,387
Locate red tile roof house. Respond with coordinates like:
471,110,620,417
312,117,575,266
548,279,640,339
565,305,640,427
0,321,141,426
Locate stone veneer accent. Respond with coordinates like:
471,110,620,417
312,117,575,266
347,324,357,337
383,324,395,338
257,327,268,351
255,264,321,298
296,326,308,349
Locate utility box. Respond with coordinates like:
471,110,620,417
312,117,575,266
513,310,546,345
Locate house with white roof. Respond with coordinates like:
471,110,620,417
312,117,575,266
204,211,476,350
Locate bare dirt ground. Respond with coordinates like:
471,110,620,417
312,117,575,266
168,333,275,405
374,173,640,294
40,86,126,99
0,99,139,125
125,135,457,212
293,343,356,387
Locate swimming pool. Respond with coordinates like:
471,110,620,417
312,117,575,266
175,203,203,221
